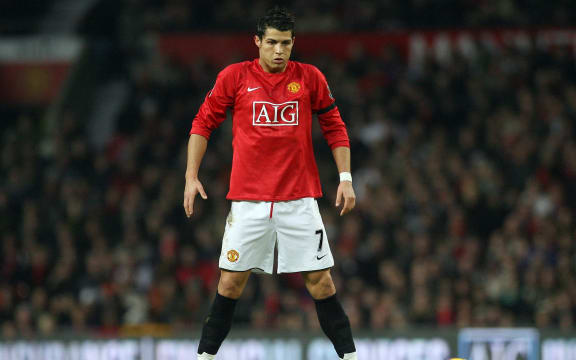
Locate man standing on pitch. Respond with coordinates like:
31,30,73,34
184,7,358,360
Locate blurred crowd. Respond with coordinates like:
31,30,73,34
127,0,576,31
0,0,50,34
2,35,576,338
3,0,576,36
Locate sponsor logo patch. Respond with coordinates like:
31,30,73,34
252,101,298,126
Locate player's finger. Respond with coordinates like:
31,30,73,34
339,194,347,216
341,194,355,216
335,187,343,207
183,194,188,213
189,194,196,215
185,194,194,217
184,198,189,217
198,184,208,199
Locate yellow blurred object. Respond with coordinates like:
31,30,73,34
120,323,172,337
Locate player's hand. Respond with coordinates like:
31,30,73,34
335,181,355,216
183,177,207,218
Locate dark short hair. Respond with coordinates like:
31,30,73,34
256,6,295,39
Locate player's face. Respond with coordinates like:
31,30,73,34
255,27,294,73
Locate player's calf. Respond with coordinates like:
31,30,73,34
197,293,238,357
303,270,356,357
315,294,357,359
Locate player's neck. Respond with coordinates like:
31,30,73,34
258,58,288,74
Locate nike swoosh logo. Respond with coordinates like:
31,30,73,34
247,87,261,92
317,254,327,260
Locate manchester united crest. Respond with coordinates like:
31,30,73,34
287,82,301,94
227,250,239,263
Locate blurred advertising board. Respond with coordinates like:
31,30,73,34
458,328,540,360
0,336,450,360
0,36,81,105
1,329,576,360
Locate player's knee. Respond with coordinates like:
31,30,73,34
218,280,243,299
218,274,247,299
305,272,336,299
319,276,336,298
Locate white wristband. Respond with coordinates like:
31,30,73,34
339,172,352,182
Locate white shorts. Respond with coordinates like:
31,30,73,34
219,198,334,274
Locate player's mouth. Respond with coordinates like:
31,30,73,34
273,58,284,64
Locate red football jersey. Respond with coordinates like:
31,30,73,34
190,59,349,201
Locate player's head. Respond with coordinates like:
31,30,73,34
256,6,295,39
255,6,295,73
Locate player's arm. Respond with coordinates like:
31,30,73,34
332,146,355,216
310,65,355,216
319,109,355,216
184,134,208,218
184,65,236,217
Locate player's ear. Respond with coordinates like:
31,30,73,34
254,35,261,48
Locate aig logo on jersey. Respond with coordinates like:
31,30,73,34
252,101,299,126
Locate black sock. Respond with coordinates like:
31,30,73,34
197,293,238,355
314,294,356,358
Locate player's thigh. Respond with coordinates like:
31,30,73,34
274,198,334,273
219,201,276,273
